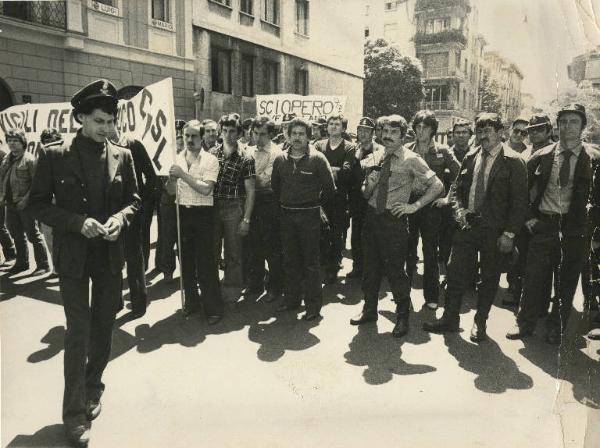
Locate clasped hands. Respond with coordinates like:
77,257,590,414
80,216,122,241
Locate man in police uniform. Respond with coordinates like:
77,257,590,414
347,117,383,279
351,115,444,337
27,80,140,446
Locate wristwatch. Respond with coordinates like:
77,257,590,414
503,231,515,239
242,218,251,224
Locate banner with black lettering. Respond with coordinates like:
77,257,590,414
0,77,177,175
255,94,347,124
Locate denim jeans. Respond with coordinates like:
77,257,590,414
0,204,16,260
5,203,49,269
214,198,245,289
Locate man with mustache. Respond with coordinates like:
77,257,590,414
507,104,600,345
423,113,528,343
272,117,335,321
351,115,444,337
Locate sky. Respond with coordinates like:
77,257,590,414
477,0,600,106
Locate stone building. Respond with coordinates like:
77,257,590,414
484,50,523,125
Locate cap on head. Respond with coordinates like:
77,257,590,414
71,79,118,124
281,113,297,124
357,117,376,129
557,103,587,128
525,113,552,130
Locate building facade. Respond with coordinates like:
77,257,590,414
363,0,416,57
0,0,196,118
192,0,364,127
0,0,364,126
568,48,600,88
484,50,523,125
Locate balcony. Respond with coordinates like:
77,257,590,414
422,66,464,79
415,0,471,13
414,29,467,46
0,1,66,30
420,100,456,111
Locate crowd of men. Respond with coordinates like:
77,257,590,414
1,79,600,446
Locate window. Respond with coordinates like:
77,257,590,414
211,47,232,93
464,58,468,76
295,0,309,35
241,54,254,97
95,0,114,5
262,0,279,25
212,0,232,6
425,17,451,34
263,61,279,94
384,22,399,42
152,0,169,21
424,85,448,102
240,0,253,15
364,28,370,38
294,69,308,95
455,50,461,69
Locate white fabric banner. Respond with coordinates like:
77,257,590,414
0,77,177,175
255,94,347,124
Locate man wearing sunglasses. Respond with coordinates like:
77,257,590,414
508,117,530,154
521,114,554,161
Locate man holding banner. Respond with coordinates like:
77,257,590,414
27,80,140,447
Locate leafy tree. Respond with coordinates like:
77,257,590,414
478,71,503,117
363,39,424,120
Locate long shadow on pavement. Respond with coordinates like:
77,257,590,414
6,424,68,447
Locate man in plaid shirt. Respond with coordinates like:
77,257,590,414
211,113,256,301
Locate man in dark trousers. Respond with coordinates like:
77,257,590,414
405,110,460,309
110,129,156,317
507,104,600,345
272,117,335,321
27,79,140,446
423,113,528,343
0,141,16,265
347,117,383,279
315,114,355,284
351,115,444,337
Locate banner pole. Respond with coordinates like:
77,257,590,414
175,189,185,311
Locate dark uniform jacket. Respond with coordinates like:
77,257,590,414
406,140,460,195
527,142,600,238
27,134,140,278
454,143,528,235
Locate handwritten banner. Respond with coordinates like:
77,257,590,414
0,77,177,175
255,94,346,124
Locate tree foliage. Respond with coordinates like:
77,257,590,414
478,71,503,117
363,39,424,120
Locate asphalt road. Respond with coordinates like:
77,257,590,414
1,228,599,448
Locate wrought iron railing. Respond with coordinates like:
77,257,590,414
0,1,67,30
422,66,464,79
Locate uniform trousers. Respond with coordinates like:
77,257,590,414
349,195,367,272
155,187,177,275
60,243,122,427
361,207,411,316
124,214,147,312
322,193,348,276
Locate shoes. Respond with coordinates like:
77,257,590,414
182,306,199,317
130,307,146,319
346,269,362,279
425,302,438,310
587,328,600,340
350,311,378,325
469,322,487,343
86,398,102,421
163,272,174,283
207,315,222,325
545,329,561,345
65,423,90,447
243,287,264,297
392,316,409,338
505,324,533,340
303,311,321,321
32,266,51,276
323,273,337,285
277,302,301,312
423,317,459,333
7,264,28,274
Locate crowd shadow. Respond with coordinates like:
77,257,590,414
0,271,62,306
518,310,600,409
6,424,68,447
344,316,437,386
27,326,65,363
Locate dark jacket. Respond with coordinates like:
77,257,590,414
314,138,356,192
406,140,460,194
454,143,528,235
0,150,37,206
528,142,600,238
120,137,157,200
26,135,140,278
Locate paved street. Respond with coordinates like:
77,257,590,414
1,225,599,448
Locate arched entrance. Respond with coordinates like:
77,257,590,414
0,78,15,112
117,85,143,100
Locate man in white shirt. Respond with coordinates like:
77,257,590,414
168,120,223,324
244,116,284,301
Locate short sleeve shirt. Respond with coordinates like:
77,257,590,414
367,147,436,210
211,145,256,199
175,150,219,207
